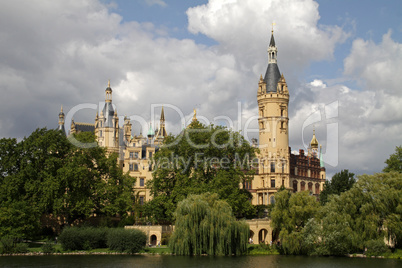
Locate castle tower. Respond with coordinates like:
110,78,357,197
253,30,290,205
58,105,66,135
95,80,119,152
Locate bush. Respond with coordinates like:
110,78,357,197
366,239,389,256
14,243,29,253
41,240,55,254
59,227,108,251
0,236,15,254
107,228,146,253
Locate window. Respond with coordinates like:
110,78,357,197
134,152,139,158
134,164,139,171
129,152,134,159
301,181,305,191
149,152,153,158
270,195,275,205
308,182,313,192
315,183,320,194
139,196,144,206
140,178,144,187
270,162,275,173
271,179,275,188
293,180,298,193
148,164,152,171
243,181,252,190
282,162,285,173
99,130,102,137
129,164,133,171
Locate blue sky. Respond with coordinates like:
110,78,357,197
0,0,401,177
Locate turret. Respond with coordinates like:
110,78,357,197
58,105,66,135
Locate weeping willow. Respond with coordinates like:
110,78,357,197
169,193,249,256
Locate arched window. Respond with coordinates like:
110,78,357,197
315,183,320,194
293,180,298,193
301,181,305,191
308,182,313,192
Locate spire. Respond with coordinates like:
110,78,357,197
147,123,155,137
160,106,165,121
58,105,66,135
155,106,167,140
103,80,115,127
263,30,281,92
105,80,112,103
320,145,324,168
192,109,197,122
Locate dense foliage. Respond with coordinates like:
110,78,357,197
0,128,136,239
106,228,147,253
169,193,249,256
271,171,402,255
145,121,257,224
59,227,109,250
383,146,402,173
58,227,146,253
319,169,355,204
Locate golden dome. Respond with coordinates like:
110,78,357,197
310,129,319,148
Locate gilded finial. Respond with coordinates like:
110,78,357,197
108,79,110,88
192,109,197,121
271,22,276,34
61,105,63,113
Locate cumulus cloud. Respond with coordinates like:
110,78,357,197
0,0,400,176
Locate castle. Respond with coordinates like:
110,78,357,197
57,31,326,210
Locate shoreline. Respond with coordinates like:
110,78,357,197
0,252,393,258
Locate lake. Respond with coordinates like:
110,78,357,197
0,254,400,268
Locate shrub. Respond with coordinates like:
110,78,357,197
0,236,15,254
366,239,389,256
14,243,29,253
59,227,108,251
107,228,146,253
41,240,55,254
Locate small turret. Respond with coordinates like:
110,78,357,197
58,105,66,135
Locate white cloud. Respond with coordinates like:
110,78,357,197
145,0,167,7
344,30,402,96
0,0,400,177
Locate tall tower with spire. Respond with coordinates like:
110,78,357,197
155,106,167,141
95,80,120,152
58,105,66,135
253,29,290,205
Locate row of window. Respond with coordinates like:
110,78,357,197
129,163,152,172
128,151,153,159
134,178,145,187
293,181,320,194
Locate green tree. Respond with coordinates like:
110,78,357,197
307,172,402,255
145,122,257,223
271,190,319,255
169,193,249,256
320,169,355,204
0,128,136,238
383,146,402,173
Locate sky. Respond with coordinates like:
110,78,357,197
1,0,401,178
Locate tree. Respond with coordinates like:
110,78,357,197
320,169,355,204
145,122,257,223
169,193,249,256
383,146,402,173
307,172,402,255
0,128,136,238
271,190,319,255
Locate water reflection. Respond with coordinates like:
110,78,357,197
0,254,400,268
